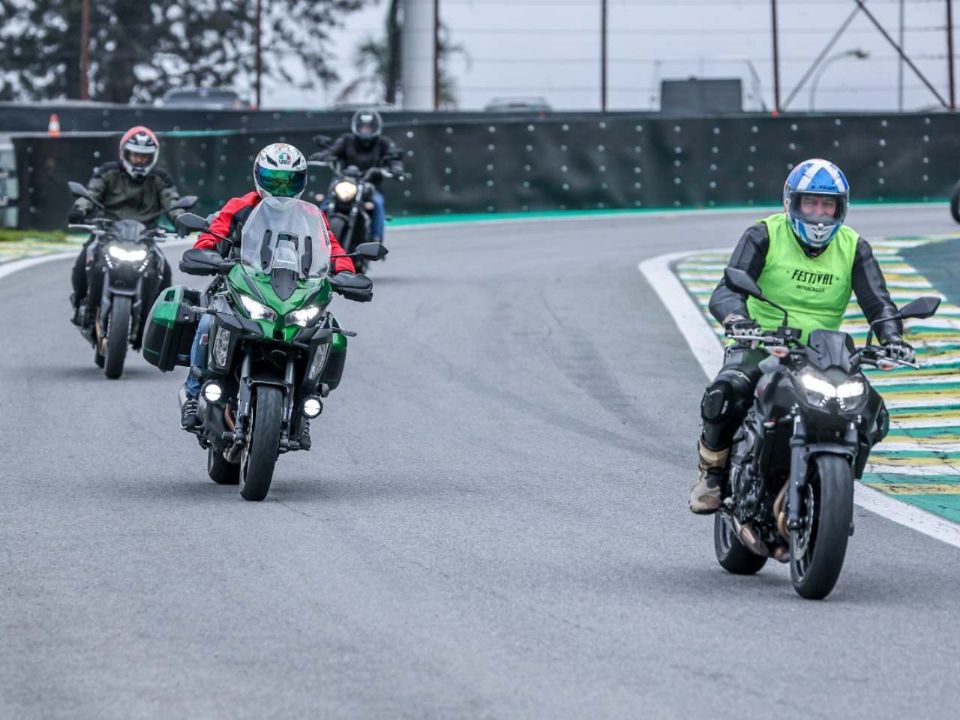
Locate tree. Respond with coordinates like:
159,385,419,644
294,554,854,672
0,0,374,103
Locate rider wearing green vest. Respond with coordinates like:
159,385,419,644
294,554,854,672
689,158,914,515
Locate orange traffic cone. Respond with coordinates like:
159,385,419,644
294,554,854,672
47,113,61,137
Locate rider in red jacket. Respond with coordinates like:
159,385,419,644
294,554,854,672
181,143,356,434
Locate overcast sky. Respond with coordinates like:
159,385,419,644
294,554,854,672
265,0,959,113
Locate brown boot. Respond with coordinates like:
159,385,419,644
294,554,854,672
689,440,729,514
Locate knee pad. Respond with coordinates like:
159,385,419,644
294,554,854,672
701,376,754,424
701,382,731,423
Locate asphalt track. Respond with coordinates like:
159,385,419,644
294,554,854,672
2,206,960,719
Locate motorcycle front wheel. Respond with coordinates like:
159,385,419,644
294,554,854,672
104,296,131,379
239,385,282,501
714,512,767,575
789,454,854,600
950,179,960,223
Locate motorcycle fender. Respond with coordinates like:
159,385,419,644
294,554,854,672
805,443,856,462
247,374,288,390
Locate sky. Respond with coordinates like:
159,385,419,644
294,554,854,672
265,0,960,113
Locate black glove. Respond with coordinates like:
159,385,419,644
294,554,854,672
722,314,760,338
68,207,87,224
882,337,915,364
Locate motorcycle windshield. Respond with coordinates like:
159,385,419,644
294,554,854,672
805,329,856,372
239,198,332,278
108,219,148,243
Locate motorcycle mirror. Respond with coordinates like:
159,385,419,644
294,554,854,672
898,296,941,321
352,242,388,260
723,267,764,300
175,212,210,233
171,195,198,210
68,181,92,200
313,134,332,148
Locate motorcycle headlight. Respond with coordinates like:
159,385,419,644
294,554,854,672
801,373,836,400
800,373,866,407
238,294,276,321
286,305,321,327
334,180,358,202
212,327,231,368
107,244,148,263
836,381,865,400
307,341,331,381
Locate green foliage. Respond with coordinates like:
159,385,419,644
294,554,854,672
0,0,373,103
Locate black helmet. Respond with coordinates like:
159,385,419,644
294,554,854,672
351,109,382,146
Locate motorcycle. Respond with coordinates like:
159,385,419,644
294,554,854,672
308,150,400,275
67,181,196,379
714,267,940,600
143,199,386,501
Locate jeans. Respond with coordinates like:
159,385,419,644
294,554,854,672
184,314,212,399
370,190,385,241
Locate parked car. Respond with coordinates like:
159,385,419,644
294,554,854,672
156,88,250,110
484,96,552,113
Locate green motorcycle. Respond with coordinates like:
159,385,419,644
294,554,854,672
143,199,385,501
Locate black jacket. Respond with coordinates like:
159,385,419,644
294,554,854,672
71,162,183,226
320,134,404,189
709,222,904,343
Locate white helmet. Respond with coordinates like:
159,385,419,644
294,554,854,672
253,143,307,201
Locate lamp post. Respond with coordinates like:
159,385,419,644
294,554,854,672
80,0,90,100
809,48,869,111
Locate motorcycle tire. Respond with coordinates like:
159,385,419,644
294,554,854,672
714,512,767,575
207,446,240,485
239,385,282,501
950,180,960,223
104,296,131,379
789,454,854,600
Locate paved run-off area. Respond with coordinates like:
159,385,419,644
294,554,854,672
675,233,960,523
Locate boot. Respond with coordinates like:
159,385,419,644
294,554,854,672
689,439,729,514
69,293,83,326
180,398,199,429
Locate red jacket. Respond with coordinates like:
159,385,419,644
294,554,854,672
195,191,356,274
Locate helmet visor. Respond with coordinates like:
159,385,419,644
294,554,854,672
256,166,307,198
790,192,845,225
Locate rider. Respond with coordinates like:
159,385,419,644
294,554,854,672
68,125,184,325
314,108,405,245
689,158,914,514
179,143,357,436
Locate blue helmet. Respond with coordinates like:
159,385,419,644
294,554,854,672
783,158,849,253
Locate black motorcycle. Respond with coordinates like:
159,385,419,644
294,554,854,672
68,181,196,378
714,267,939,599
308,155,399,275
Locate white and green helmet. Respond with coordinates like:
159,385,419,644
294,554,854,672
253,143,308,200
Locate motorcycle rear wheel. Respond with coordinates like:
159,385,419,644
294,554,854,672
104,296,131,379
714,512,767,575
239,386,282,501
789,454,853,600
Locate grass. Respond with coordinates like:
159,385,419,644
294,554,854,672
0,228,70,243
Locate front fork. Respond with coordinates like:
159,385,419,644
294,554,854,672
787,413,859,532
230,353,298,453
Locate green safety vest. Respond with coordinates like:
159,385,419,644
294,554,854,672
746,213,858,342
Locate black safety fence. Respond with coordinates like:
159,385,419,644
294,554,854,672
12,113,960,230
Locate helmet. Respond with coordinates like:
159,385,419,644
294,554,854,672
350,109,382,146
783,158,849,253
253,143,308,201
119,126,159,178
